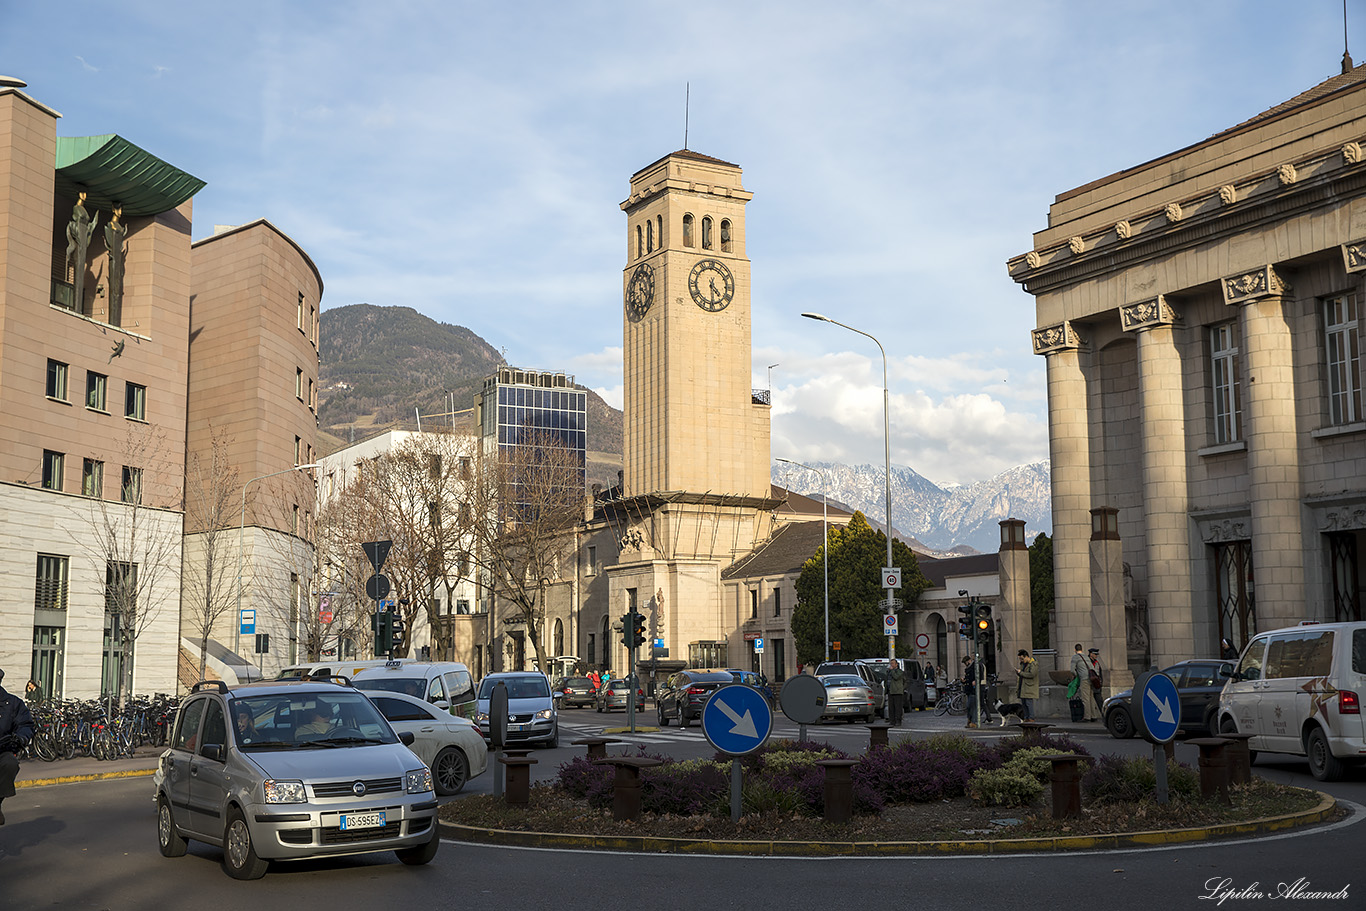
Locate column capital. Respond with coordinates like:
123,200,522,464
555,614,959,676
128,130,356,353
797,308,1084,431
1120,295,1179,333
1341,239,1366,274
1222,265,1292,306
1031,320,1084,355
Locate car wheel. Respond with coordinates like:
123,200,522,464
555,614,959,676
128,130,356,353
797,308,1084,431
657,704,670,727
1219,715,1257,765
395,827,439,866
433,746,469,796
678,707,689,728
544,726,559,749
1307,727,1345,782
1105,706,1135,739
157,796,187,858
596,701,603,713
222,806,269,880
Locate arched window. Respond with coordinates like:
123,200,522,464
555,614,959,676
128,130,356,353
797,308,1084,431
720,219,732,253
646,219,653,253
553,618,564,657
656,215,663,249
702,216,713,250
636,225,643,258
683,214,695,247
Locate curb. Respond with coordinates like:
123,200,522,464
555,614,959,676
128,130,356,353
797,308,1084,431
18,767,158,788
438,791,1339,856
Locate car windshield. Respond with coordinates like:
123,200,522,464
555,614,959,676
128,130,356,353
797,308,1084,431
822,675,865,688
229,692,396,750
565,677,592,687
352,677,426,698
478,676,551,699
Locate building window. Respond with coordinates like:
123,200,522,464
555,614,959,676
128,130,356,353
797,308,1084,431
121,466,142,504
46,359,69,400
1211,322,1242,444
646,218,653,253
309,304,316,343
749,588,758,619
683,214,695,248
656,215,663,249
702,216,713,250
721,219,732,252
296,367,304,400
102,561,137,697
82,458,104,497
86,371,108,411
636,225,643,259
35,554,69,611
295,436,303,464
1329,532,1361,622
292,504,300,535
773,587,781,617
297,292,305,330
125,382,146,421
586,545,596,575
773,638,786,682
1214,541,1255,651
42,450,64,490
32,626,64,700
1324,293,1362,426
459,456,471,480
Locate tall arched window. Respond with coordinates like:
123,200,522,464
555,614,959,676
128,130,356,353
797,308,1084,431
636,225,643,258
720,219,732,253
656,215,663,249
600,616,611,670
683,214,695,247
646,219,653,253
553,617,564,657
702,216,713,250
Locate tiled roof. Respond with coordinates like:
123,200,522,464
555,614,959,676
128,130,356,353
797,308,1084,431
722,521,828,580
918,553,999,589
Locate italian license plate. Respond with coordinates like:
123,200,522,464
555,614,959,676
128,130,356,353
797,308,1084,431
339,811,385,831
838,706,857,713
509,723,525,731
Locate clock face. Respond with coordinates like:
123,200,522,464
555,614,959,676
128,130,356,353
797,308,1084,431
689,259,735,312
625,264,654,320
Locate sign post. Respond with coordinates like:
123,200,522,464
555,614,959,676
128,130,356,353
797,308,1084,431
779,674,826,745
1133,670,1181,804
701,684,773,821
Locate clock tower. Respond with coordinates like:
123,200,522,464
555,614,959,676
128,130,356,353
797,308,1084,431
620,150,771,499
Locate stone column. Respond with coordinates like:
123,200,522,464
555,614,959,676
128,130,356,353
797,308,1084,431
997,518,1032,662
1032,322,1092,673
1222,266,1305,630
1122,296,1193,668
1089,507,1131,693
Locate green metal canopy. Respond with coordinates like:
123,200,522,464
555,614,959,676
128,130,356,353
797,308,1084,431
55,134,206,217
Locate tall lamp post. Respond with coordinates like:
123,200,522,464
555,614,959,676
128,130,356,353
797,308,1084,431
777,458,830,663
236,463,320,662
801,312,897,661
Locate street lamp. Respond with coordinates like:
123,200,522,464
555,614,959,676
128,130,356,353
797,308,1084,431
801,311,896,661
236,463,320,661
777,458,830,662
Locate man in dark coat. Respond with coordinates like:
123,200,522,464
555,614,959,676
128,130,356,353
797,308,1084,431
0,667,36,825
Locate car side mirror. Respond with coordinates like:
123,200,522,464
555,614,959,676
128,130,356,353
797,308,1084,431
432,700,450,710
201,744,224,762
1218,667,1234,679
398,731,416,746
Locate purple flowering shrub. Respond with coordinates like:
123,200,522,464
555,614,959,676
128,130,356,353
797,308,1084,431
854,740,992,803
641,760,730,815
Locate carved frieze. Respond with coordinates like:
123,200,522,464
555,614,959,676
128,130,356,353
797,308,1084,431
1342,240,1366,274
1218,184,1237,205
1320,505,1366,532
1120,295,1178,333
1344,142,1363,165
619,527,645,552
1200,517,1251,543
1222,265,1291,305
1031,320,1082,355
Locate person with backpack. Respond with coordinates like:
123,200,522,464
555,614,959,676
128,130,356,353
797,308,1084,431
0,668,35,825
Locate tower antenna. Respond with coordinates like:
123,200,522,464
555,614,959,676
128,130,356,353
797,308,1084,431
1345,0,1354,74
684,83,690,150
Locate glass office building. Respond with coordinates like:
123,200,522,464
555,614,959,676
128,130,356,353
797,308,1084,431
478,367,588,515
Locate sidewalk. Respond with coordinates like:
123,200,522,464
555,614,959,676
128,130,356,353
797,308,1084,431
15,745,162,788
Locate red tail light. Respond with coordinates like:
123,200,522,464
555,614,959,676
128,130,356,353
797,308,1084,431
1339,690,1360,715
687,686,708,695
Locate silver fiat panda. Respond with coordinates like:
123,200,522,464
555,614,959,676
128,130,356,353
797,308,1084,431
155,678,438,879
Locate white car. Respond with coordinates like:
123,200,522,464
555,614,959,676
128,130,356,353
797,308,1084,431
366,691,488,795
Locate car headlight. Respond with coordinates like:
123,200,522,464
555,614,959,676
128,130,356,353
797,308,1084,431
534,709,553,720
475,711,489,723
405,767,434,794
263,779,307,803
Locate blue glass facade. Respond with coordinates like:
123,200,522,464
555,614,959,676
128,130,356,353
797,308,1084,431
479,368,588,514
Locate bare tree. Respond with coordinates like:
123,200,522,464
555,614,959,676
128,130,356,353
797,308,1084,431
181,423,241,680
77,423,182,706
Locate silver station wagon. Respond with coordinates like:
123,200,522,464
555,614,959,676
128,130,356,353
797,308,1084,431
155,678,439,879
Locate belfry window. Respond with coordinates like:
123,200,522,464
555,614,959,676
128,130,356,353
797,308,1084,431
646,218,653,253
702,216,713,250
636,225,643,259
683,214,695,247
721,219,732,253
656,215,663,249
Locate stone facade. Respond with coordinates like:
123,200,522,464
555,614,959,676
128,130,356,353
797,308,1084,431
1010,64,1366,684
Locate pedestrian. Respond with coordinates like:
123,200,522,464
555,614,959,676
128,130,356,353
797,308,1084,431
0,668,35,825
962,655,991,727
24,679,42,702
1070,643,1093,721
1087,648,1105,720
885,659,906,726
1014,649,1039,721
1221,638,1239,660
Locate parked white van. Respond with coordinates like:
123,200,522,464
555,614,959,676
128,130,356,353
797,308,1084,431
1217,621,1366,781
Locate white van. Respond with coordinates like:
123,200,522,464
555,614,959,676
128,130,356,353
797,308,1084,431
349,660,477,720
1217,621,1366,781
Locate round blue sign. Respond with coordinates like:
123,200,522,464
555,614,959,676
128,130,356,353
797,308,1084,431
701,684,773,755
1134,671,1181,744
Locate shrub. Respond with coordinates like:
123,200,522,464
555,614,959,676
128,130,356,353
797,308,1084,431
968,767,1045,807
1001,746,1076,783
990,732,1092,767
739,779,812,817
1081,754,1200,805
556,754,611,799
924,732,988,763
641,761,729,816
854,739,991,804
760,749,837,773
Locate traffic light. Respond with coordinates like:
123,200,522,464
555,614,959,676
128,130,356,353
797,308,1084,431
975,603,992,641
618,612,632,648
391,616,407,651
630,612,647,649
372,611,392,655
957,603,974,638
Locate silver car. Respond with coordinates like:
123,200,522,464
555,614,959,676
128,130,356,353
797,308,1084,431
818,674,876,723
474,672,559,747
155,679,438,879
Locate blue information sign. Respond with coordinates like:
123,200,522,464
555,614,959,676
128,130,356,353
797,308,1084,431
1135,671,1181,744
239,609,255,635
701,684,773,756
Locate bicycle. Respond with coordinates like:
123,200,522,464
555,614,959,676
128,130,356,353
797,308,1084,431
933,681,966,716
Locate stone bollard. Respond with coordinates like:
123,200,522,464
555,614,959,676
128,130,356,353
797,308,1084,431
595,756,662,821
1219,733,1255,786
498,755,538,806
1014,721,1053,742
815,759,860,824
571,737,622,760
1039,753,1089,819
1186,737,1232,804
866,721,892,749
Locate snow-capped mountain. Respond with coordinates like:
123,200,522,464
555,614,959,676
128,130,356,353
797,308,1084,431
771,460,1052,555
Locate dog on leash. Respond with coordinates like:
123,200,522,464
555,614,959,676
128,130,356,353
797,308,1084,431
992,699,1026,726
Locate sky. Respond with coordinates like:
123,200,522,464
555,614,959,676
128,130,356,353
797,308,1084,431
2,1,1357,486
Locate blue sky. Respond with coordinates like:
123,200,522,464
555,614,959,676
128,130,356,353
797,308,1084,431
2,1,1355,485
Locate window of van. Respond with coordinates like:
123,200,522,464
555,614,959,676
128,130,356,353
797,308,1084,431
1265,630,1334,678
427,676,445,703
1354,629,1366,675
444,670,474,704
1237,638,1266,681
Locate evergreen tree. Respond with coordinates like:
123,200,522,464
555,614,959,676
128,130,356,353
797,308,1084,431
1029,531,1054,649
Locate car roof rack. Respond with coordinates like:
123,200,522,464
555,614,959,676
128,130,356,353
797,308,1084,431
301,674,353,687
192,680,230,694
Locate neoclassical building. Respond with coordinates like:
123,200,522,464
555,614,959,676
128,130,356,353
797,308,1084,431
1010,62,1366,693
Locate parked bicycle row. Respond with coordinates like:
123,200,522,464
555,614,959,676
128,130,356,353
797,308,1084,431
19,694,179,763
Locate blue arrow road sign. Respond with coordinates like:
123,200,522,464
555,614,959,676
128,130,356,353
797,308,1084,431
701,684,773,756
1136,671,1181,744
